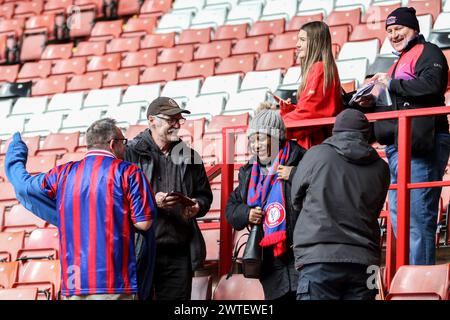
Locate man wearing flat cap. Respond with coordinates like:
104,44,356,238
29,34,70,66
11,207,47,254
356,7,450,265
125,97,213,300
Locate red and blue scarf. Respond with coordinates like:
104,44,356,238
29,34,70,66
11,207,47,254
247,141,290,257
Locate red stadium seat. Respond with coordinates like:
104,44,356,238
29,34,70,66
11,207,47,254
215,54,255,75
194,40,232,61
0,287,38,300
326,7,361,32
248,18,285,37
87,53,121,72
118,0,141,17
213,274,265,300
14,1,44,19
68,5,96,38
122,16,156,38
26,155,57,175
74,0,104,18
73,40,107,57
106,37,140,53
329,25,350,51
350,24,386,44
202,226,219,263
0,18,25,38
179,118,206,144
90,20,123,41
125,124,147,140
191,276,212,300
140,0,172,17
409,0,441,23
386,264,450,300
177,59,215,80
3,204,47,233
20,31,47,62
214,23,248,41
41,43,74,60
269,31,298,51
287,13,323,31
103,68,140,88
17,228,59,261
157,44,194,64
32,75,67,96
0,159,5,182
256,49,294,72
15,259,61,300
0,35,6,64
231,35,269,56
25,13,55,37
56,152,85,165
1,136,40,157
342,80,356,93
44,0,74,14
0,3,15,20
0,261,19,289
141,32,175,49
122,49,157,69
37,132,80,155
179,27,212,45
0,232,25,262
18,61,52,81
52,57,87,75
0,64,19,82
140,63,177,84
362,2,401,24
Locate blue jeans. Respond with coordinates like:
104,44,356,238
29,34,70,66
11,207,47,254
386,133,450,265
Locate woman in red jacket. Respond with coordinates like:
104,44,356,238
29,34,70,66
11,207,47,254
279,21,343,149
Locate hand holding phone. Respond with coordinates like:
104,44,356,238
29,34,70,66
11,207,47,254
167,191,196,207
267,90,281,102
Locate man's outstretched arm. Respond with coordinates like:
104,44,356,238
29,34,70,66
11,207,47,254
5,132,58,226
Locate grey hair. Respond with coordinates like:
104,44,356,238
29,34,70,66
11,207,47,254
86,118,118,150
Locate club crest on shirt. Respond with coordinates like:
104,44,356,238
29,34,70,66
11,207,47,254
265,202,286,228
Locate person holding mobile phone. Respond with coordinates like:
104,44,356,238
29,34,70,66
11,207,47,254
279,21,343,150
125,97,213,300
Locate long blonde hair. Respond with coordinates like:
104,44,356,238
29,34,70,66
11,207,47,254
298,21,339,97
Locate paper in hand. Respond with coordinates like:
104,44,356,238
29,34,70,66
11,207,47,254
349,82,376,106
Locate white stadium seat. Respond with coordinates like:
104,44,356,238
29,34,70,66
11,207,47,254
240,69,282,92
83,88,122,109
337,58,369,87
224,89,267,116
155,10,193,33
200,73,241,99
205,0,238,9
0,116,26,138
103,105,144,127
120,84,161,107
0,99,13,119
161,79,202,105
279,66,301,90
380,37,396,56
226,1,263,25
190,6,227,29
261,0,298,21
60,109,104,133
172,0,205,13
23,113,64,135
433,12,450,31
418,14,432,40
335,0,372,12
297,0,335,17
11,97,48,116
338,39,379,65
185,95,225,120
47,92,85,113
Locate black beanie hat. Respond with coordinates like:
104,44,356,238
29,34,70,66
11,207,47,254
386,7,420,32
333,109,370,140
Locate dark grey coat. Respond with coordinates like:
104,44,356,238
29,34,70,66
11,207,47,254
291,132,390,268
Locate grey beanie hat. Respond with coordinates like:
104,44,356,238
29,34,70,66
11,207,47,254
247,109,286,140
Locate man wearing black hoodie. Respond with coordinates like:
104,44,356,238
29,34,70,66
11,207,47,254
291,109,390,300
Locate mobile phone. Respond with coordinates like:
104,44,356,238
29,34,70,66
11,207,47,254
166,191,196,207
267,90,281,102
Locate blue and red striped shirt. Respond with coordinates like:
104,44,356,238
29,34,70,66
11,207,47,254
40,150,155,297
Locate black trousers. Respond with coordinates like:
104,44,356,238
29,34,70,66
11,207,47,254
296,263,377,300
151,249,193,300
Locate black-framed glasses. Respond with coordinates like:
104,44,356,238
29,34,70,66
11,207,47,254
155,115,186,126
111,138,128,145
